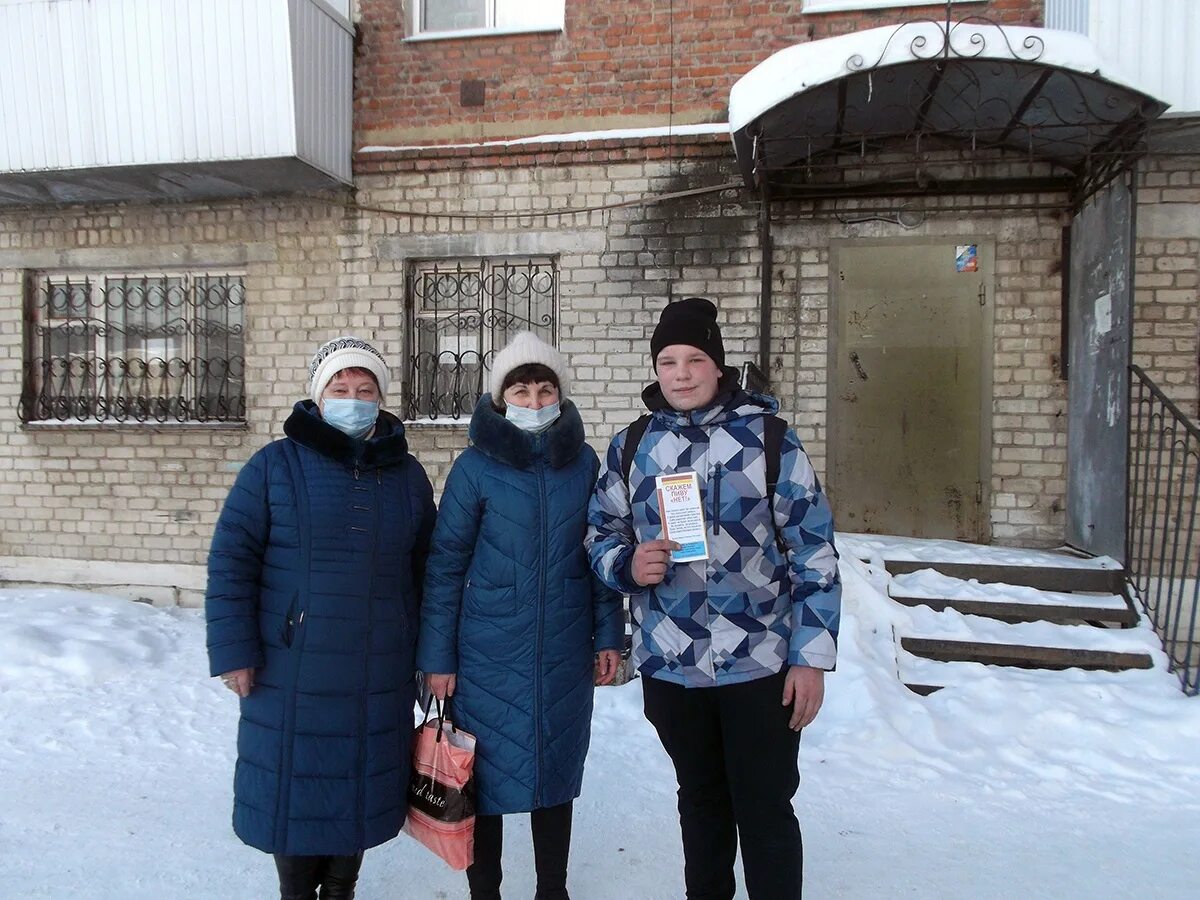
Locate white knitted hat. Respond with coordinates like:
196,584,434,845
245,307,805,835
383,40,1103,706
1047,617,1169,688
488,331,569,399
308,336,391,405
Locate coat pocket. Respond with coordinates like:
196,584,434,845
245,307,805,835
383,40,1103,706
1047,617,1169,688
463,580,517,619
280,593,304,648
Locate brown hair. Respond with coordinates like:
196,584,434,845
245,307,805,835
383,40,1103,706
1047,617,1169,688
328,366,380,388
500,363,560,395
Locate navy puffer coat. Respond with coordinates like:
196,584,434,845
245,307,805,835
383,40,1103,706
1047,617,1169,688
417,397,624,816
206,401,435,856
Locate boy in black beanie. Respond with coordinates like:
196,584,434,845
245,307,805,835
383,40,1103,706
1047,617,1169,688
587,297,841,900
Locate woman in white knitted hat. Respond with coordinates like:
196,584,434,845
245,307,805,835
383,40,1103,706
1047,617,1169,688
206,336,436,900
418,331,624,900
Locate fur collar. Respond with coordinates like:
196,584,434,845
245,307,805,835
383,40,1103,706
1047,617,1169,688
284,400,410,469
468,395,586,470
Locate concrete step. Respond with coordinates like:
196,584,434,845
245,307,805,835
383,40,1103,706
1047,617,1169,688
889,574,1153,694
897,653,1158,695
883,559,1125,594
887,567,1138,627
900,636,1154,672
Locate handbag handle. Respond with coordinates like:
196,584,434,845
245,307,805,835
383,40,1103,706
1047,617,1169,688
420,693,458,743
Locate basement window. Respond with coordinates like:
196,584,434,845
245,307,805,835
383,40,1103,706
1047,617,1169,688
408,0,565,39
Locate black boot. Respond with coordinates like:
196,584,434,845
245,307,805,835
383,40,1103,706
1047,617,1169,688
319,853,364,900
466,814,503,900
274,854,322,900
532,802,573,900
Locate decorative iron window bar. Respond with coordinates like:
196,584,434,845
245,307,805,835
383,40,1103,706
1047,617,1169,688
1128,365,1200,695
20,273,246,424
405,258,557,421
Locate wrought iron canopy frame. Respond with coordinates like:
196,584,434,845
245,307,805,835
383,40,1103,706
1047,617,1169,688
731,15,1169,209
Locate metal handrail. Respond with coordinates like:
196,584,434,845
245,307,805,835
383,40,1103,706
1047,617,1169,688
1127,364,1200,695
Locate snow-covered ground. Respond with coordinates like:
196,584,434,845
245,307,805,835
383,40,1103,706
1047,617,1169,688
3,537,1199,899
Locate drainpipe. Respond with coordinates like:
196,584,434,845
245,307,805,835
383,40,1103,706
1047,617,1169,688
757,138,773,382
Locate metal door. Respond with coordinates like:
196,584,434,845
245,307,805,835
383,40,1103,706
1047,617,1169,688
1066,175,1135,561
829,240,992,540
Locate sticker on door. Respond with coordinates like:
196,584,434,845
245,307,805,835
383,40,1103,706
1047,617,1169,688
955,244,978,272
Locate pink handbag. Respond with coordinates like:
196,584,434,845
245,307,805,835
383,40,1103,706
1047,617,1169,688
403,697,477,870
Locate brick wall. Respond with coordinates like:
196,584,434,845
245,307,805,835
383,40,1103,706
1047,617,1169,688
0,198,362,589
1135,153,1200,418
6,138,1195,598
358,139,1069,546
354,0,1043,146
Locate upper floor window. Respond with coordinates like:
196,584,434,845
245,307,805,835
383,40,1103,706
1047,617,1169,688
410,0,565,38
405,257,557,421
20,272,246,425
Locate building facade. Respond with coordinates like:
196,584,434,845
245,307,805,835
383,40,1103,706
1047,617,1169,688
0,0,1196,605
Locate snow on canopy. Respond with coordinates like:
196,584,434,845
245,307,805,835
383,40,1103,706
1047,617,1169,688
729,22,1149,135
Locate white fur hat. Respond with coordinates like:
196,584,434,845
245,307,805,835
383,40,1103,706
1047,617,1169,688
488,331,568,399
308,336,391,405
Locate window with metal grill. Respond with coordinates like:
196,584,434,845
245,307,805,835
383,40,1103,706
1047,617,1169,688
20,272,246,424
406,257,557,422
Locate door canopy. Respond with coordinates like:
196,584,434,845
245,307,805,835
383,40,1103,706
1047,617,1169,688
729,19,1169,205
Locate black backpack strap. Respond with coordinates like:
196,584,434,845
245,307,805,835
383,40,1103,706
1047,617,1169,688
763,415,788,552
620,415,653,488
763,415,787,501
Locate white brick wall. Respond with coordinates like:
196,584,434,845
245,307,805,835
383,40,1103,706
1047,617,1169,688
1,148,1197,596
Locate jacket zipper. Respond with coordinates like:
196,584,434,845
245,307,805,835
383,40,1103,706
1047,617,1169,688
534,458,548,807
356,463,378,847
712,463,722,535
703,444,714,682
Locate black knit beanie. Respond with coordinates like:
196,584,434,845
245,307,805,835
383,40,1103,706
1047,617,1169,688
650,297,725,368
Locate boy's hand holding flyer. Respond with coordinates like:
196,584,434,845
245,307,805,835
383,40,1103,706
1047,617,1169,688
655,472,709,563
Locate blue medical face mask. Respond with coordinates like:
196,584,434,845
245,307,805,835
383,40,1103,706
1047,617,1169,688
322,399,379,440
505,401,561,433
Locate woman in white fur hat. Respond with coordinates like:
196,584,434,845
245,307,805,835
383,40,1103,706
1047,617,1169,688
206,335,436,900
418,331,624,900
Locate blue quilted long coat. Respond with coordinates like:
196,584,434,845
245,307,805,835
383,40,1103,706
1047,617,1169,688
206,401,436,856
417,397,624,816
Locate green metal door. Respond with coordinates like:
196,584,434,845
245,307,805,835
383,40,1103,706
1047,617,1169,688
828,239,992,540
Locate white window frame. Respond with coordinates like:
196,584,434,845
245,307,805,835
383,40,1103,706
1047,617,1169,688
407,0,565,41
803,0,986,13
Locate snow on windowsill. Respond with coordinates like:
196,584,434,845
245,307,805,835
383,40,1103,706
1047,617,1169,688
404,24,563,43
22,420,249,431
802,0,985,14
403,417,470,428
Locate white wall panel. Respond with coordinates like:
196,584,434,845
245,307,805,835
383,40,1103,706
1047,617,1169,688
0,0,350,179
1047,0,1199,114
291,0,353,182
1045,0,1090,33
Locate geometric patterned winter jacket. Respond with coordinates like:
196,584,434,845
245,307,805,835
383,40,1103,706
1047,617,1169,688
586,383,841,688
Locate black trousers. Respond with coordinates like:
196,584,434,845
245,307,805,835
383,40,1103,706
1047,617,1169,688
466,801,574,900
274,852,363,900
642,670,804,900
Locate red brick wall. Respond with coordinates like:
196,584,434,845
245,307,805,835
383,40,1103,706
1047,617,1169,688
355,0,1044,147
